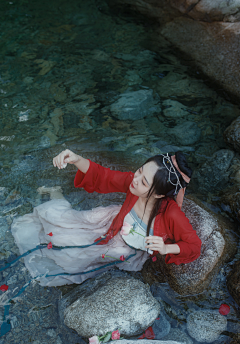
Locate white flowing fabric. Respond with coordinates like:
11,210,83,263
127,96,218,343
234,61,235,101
11,199,149,286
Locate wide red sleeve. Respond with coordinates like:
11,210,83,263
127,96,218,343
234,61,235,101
74,159,134,194
165,202,202,265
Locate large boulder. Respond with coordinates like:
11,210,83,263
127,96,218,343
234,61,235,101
169,0,240,22
109,0,240,100
226,260,240,307
142,196,237,295
186,310,227,343
63,275,160,337
224,116,240,153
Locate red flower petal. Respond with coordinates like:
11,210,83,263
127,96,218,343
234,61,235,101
144,326,155,340
47,242,52,249
156,317,160,320
101,254,105,259
152,256,157,262
0,284,8,292
138,334,145,339
219,304,230,315
47,232,53,236
120,255,125,261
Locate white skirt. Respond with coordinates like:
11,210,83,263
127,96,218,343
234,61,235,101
11,199,149,286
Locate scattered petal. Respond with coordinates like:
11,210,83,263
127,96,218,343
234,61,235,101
0,284,8,292
47,242,52,249
111,330,120,340
89,336,100,344
138,334,145,339
47,232,53,236
101,254,105,259
144,326,155,340
219,304,230,315
120,255,125,261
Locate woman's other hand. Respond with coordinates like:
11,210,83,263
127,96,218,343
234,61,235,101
53,149,80,169
145,236,180,255
145,236,167,255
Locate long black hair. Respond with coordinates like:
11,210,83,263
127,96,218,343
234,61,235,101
143,151,192,236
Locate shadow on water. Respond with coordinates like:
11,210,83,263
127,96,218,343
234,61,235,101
0,0,240,342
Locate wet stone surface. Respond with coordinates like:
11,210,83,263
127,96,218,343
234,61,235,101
0,0,240,342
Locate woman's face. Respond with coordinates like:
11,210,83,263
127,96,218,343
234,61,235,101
129,161,159,198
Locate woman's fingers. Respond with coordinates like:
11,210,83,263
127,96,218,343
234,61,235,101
145,236,163,243
53,150,72,169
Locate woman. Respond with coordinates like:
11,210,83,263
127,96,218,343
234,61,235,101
11,149,201,286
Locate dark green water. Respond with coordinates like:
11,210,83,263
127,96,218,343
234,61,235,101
0,0,239,343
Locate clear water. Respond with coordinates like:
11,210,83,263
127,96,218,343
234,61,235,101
0,0,239,342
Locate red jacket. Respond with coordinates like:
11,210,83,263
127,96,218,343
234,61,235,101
74,160,202,265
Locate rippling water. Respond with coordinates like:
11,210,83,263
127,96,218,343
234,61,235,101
0,0,239,342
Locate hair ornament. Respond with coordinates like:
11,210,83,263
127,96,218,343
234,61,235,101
160,153,183,195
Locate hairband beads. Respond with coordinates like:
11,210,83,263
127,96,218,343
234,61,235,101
160,153,183,195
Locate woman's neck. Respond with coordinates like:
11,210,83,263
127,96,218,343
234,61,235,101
137,195,156,213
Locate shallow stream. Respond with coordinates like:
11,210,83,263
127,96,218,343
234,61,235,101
0,0,240,343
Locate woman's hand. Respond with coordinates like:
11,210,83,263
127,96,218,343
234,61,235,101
145,236,167,255
145,236,180,255
53,149,80,169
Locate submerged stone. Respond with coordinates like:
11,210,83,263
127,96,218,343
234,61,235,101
226,260,240,307
169,121,201,145
142,197,237,295
108,89,160,121
224,116,240,153
64,276,160,337
187,310,227,343
162,99,188,118
192,149,235,193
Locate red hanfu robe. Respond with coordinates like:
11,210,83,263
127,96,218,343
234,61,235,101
74,160,201,265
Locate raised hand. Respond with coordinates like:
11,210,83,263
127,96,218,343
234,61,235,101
53,149,80,169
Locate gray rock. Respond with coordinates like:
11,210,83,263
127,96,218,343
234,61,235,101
65,102,94,116
142,196,237,295
64,277,160,337
163,328,193,344
187,310,227,343
152,312,171,339
124,71,143,86
170,121,201,145
109,341,184,344
109,90,160,121
163,100,188,118
192,149,235,193
224,116,240,153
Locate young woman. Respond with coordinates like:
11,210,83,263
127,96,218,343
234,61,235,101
12,149,201,286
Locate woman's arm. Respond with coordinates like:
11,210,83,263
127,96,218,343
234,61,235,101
53,149,90,173
53,149,134,194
